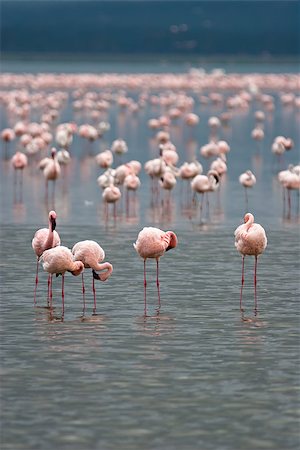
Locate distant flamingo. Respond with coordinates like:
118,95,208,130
11,151,28,184
102,184,121,220
191,169,220,219
32,211,61,304
234,213,267,314
42,246,84,318
95,149,113,169
278,166,300,217
72,240,113,315
239,170,256,209
134,227,178,315
41,148,61,199
1,128,15,159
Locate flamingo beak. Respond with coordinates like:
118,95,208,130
92,270,101,280
51,217,56,231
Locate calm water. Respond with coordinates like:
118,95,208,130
1,61,300,450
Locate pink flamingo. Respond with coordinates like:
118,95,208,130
239,170,256,209
1,128,15,159
72,240,113,315
102,184,121,221
234,213,267,314
42,246,84,318
134,227,178,315
11,151,28,188
191,169,220,219
41,148,61,199
32,211,61,305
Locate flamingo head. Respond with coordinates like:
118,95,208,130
244,212,254,225
165,231,178,252
70,261,84,276
49,210,57,231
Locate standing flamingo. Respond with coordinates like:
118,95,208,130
1,128,15,159
191,169,220,219
42,147,61,199
102,184,121,221
234,213,267,314
11,151,28,186
72,240,113,315
42,246,84,318
134,227,178,316
239,170,256,209
32,211,61,304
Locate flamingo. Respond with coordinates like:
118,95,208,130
1,128,15,159
32,211,61,304
102,184,121,220
41,148,61,199
95,149,113,169
11,151,28,181
278,166,300,217
191,169,220,218
134,227,178,316
42,246,84,318
239,170,256,209
234,213,267,314
72,240,113,315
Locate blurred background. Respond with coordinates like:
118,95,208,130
1,0,299,61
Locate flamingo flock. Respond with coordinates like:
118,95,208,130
1,70,299,318
33,211,114,319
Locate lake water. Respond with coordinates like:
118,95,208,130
1,60,300,450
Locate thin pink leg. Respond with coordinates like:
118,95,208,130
254,255,258,315
92,276,97,315
34,258,39,305
49,274,53,309
126,189,129,217
47,274,51,307
61,274,65,317
156,258,161,308
143,259,147,316
240,255,245,312
245,187,248,211
81,272,86,316
287,189,291,219
113,202,117,221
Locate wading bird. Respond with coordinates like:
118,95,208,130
134,227,178,316
234,213,267,314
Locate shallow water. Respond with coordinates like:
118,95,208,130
1,62,300,450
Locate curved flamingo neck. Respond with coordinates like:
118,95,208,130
165,231,178,251
244,213,254,230
94,262,113,281
43,216,54,250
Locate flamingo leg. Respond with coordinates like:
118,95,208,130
206,193,210,219
34,258,39,305
126,189,129,217
81,272,86,316
144,259,147,316
61,274,65,317
92,275,97,315
245,187,248,211
156,258,161,309
49,274,53,309
47,274,51,307
282,188,286,217
287,189,291,219
254,255,258,315
240,255,245,312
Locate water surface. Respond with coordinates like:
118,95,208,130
1,61,300,450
